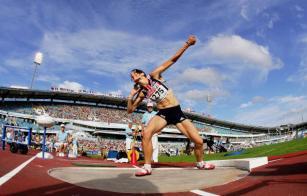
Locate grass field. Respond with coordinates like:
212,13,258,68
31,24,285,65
158,137,307,163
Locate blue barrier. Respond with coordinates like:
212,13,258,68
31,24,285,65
224,150,245,157
1,126,6,150
42,127,46,159
107,150,118,159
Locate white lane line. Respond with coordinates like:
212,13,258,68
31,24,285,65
190,189,219,196
0,156,36,186
268,158,283,163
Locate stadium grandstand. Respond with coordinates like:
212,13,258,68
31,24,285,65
1,86,306,155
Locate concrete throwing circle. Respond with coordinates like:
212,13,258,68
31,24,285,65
49,167,248,193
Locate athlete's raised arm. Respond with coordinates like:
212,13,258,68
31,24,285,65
150,35,196,79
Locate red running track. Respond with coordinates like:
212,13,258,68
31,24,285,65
204,151,307,196
0,149,306,196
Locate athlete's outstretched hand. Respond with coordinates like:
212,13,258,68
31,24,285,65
186,35,196,46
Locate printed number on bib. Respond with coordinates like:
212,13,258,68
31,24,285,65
148,82,168,102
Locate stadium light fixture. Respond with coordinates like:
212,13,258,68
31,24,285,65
207,94,212,103
206,94,213,117
30,52,43,89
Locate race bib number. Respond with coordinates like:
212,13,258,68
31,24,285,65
147,81,168,102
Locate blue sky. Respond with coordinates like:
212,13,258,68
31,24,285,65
0,0,307,126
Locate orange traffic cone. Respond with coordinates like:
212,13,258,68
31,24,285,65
131,149,137,166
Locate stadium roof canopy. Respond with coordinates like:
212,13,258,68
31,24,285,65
0,86,130,107
1,87,306,133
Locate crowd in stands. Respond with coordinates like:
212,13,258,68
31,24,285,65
2,104,183,129
2,104,143,124
2,121,299,161
0,115,37,129
2,124,188,157
44,105,143,124
1,103,300,160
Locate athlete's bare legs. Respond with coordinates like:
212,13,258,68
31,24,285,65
142,116,167,164
136,116,214,176
176,119,204,161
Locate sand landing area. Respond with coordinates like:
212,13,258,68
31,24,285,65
49,167,248,194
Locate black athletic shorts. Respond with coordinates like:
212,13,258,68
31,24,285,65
156,105,187,125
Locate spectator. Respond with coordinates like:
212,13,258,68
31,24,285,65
185,139,192,155
6,128,13,142
72,135,78,158
50,135,55,152
125,122,134,152
34,134,41,149
101,145,108,159
141,102,159,163
216,137,227,153
206,136,215,154
56,124,68,157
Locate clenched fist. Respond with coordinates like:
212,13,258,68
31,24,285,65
186,35,196,46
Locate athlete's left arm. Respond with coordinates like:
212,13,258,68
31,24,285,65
150,35,196,79
127,87,145,114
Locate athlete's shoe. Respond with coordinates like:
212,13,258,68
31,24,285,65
197,162,215,170
135,167,152,177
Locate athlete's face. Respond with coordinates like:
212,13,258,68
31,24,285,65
130,72,140,83
130,72,148,85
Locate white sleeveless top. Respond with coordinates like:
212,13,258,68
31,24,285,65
141,75,169,103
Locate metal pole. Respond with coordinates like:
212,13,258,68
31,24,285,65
30,63,38,89
42,127,47,159
2,126,7,150
28,128,32,146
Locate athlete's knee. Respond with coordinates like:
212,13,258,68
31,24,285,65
142,129,153,142
194,139,203,148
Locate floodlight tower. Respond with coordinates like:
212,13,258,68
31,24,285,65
206,94,213,117
30,52,43,89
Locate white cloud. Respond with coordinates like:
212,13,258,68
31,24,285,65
293,5,304,18
294,5,304,12
287,36,307,84
240,5,249,20
41,29,178,76
0,66,7,73
234,95,307,126
252,96,266,103
191,35,283,81
209,35,278,69
4,57,34,72
10,85,29,89
29,30,285,107
5,58,26,68
267,13,279,29
37,74,61,84
170,35,283,108
183,88,229,102
274,95,306,105
240,102,252,109
240,96,266,108
169,67,230,107
301,35,307,43
288,71,307,84
174,67,227,88
58,80,84,91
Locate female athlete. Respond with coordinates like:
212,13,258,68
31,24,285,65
127,35,215,176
